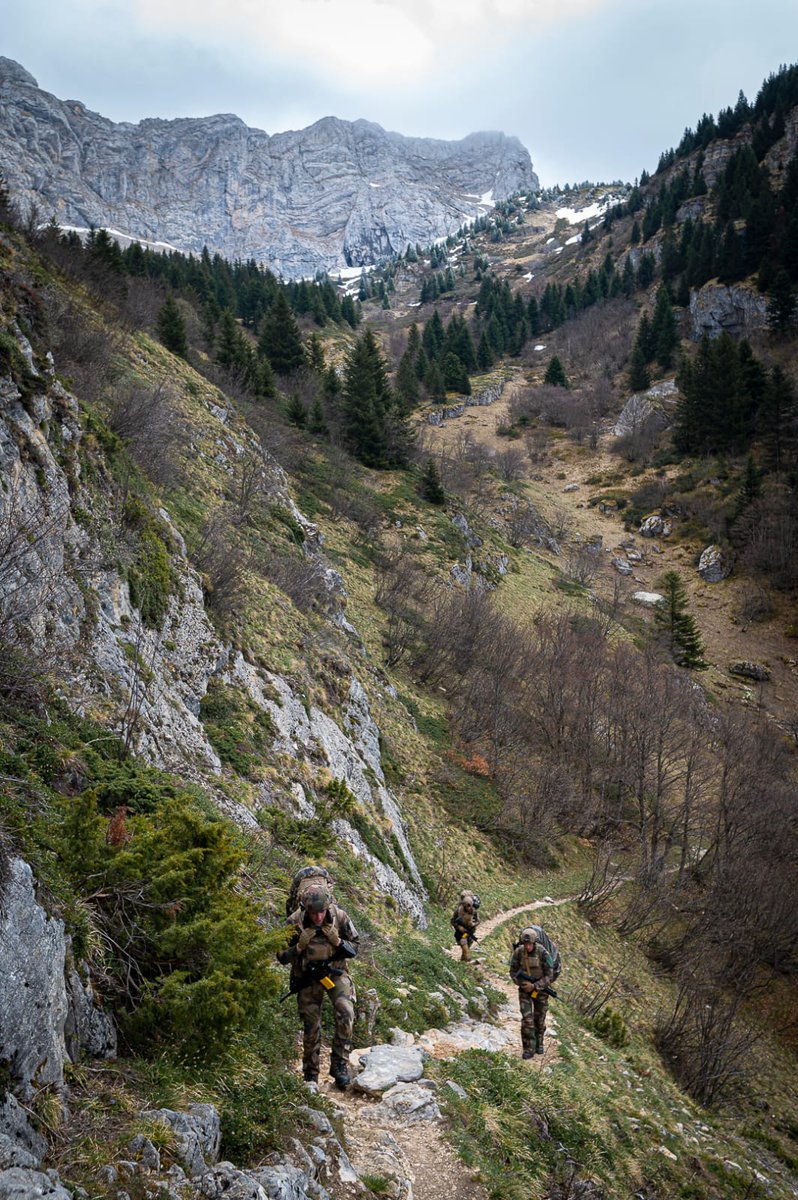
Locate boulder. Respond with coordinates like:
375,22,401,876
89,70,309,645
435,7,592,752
353,1045,427,1096
0,1169,72,1199
698,545,731,583
632,591,664,608
64,962,117,1062
145,1104,221,1177
360,1082,441,1124
0,860,68,1100
728,662,771,682
639,514,671,539
0,1098,46,1171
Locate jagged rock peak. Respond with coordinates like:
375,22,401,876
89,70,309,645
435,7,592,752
0,57,539,278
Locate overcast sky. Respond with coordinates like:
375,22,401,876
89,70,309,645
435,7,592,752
3,0,797,186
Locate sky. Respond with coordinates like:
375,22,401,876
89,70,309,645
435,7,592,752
2,0,798,186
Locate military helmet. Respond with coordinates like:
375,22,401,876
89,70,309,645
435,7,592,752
303,885,330,914
520,927,538,945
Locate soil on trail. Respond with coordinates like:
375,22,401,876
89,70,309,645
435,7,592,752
306,897,567,1200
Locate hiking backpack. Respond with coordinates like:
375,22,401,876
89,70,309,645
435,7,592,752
514,924,561,980
286,865,334,917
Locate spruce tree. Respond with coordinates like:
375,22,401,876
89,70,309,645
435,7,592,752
654,571,707,669
734,454,762,517
307,395,329,437
627,342,651,392
258,293,305,374
156,294,188,359
419,459,445,505
285,391,307,428
544,355,569,389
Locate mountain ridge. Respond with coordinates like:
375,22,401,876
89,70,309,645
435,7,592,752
0,57,538,277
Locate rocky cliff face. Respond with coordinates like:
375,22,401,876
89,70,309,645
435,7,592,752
0,57,538,278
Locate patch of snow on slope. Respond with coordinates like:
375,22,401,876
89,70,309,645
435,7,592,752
555,201,607,224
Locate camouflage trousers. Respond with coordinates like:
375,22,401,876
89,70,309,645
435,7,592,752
297,972,355,1077
519,990,548,1052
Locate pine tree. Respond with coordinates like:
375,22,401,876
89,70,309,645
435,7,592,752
419,459,445,505
258,293,305,374
544,355,569,388
425,359,446,401
285,392,307,428
156,294,188,359
627,342,651,392
307,395,329,437
652,286,679,369
734,454,762,517
767,269,797,337
654,571,707,669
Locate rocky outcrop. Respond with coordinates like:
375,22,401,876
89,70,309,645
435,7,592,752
689,282,767,340
0,57,538,278
729,661,771,682
613,380,677,437
639,514,672,539
698,545,731,583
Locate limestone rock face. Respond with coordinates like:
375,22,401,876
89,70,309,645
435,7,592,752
0,859,69,1101
0,57,539,279
689,283,767,340
613,380,677,437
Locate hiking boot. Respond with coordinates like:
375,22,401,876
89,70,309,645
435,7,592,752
330,1060,351,1089
522,1049,534,1060
303,1069,318,1083
535,1041,545,1056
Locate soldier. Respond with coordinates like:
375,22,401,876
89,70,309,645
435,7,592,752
451,890,480,962
509,927,554,1058
277,883,359,1088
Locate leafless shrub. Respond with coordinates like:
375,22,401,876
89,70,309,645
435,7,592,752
42,289,120,403
191,512,251,615
507,502,546,549
375,543,432,667
577,841,626,919
107,379,187,488
550,506,574,541
564,543,600,586
655,984,753,1106
261,548,334,615
613,414,663,462
571,954,632,1020
735,582,776,626
495,444,526,482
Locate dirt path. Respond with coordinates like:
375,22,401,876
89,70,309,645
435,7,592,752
309,895,570,1200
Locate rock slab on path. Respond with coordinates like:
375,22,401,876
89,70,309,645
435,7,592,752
353,1045,428,1096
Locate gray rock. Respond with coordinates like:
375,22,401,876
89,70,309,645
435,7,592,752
353,1045,428,1096
0,860,68,1100
388,1028,415,1047
698,545,731,583
690,283,767,340
444,1080,468,1100
612,382,676,437
0,1097,46,1171
0,1169,72,1199
145,1104,221,1177
729,661,771,682
198,1163,269,1200
361,1082,442,1124
563,483,580,493
64,962,116,1062
639,514,672,538
612,558,633,576
249,1162,332,1200
295,1107,333,1137
0,58,538,279
127,1134,161,1172
632,591,664,608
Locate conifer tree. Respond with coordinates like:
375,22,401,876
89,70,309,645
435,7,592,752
767,269,797,337
285,392,307,428
425,359,446,401
544,355,569,389
734,454,763,517
258,293,305,375
627,342,651,392
419,458,445,505
654,571,707,669
156,294,188,359
652,286,679,369
307,395,329,437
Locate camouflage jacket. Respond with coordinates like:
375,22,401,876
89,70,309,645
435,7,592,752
451,901,479,935
277,903,359,984
509,942,553,989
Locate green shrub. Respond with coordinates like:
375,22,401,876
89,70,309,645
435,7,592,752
200,680,275,778
591,1006,629,1047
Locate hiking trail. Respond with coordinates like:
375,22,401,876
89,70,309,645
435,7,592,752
308,896,570,1200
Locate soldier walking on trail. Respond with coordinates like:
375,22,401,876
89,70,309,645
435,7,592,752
277,883,359,1088
509,927,554,1058
451,890,480,962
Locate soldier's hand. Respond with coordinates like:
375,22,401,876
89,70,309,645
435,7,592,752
520,981,535,993
296,927,317,951
321,923,341,948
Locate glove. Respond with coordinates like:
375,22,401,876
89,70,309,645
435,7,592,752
321,923,341,948
337,940,357,959
296,927,317,952
520,981,535,993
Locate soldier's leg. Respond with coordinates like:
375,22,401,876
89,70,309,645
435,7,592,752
297,983,324,1080
519,992,536,1058
330,975,355,1087
533,995,549,1053
460,934,471,962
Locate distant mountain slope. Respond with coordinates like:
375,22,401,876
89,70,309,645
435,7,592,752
0,57,539,278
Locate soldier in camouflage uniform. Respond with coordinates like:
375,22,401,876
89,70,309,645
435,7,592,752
277,884,359,1087
451,890,480,961
509,927,554,1058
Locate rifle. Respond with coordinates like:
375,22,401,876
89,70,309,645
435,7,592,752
278,940,356,1002
516,971,558,1000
